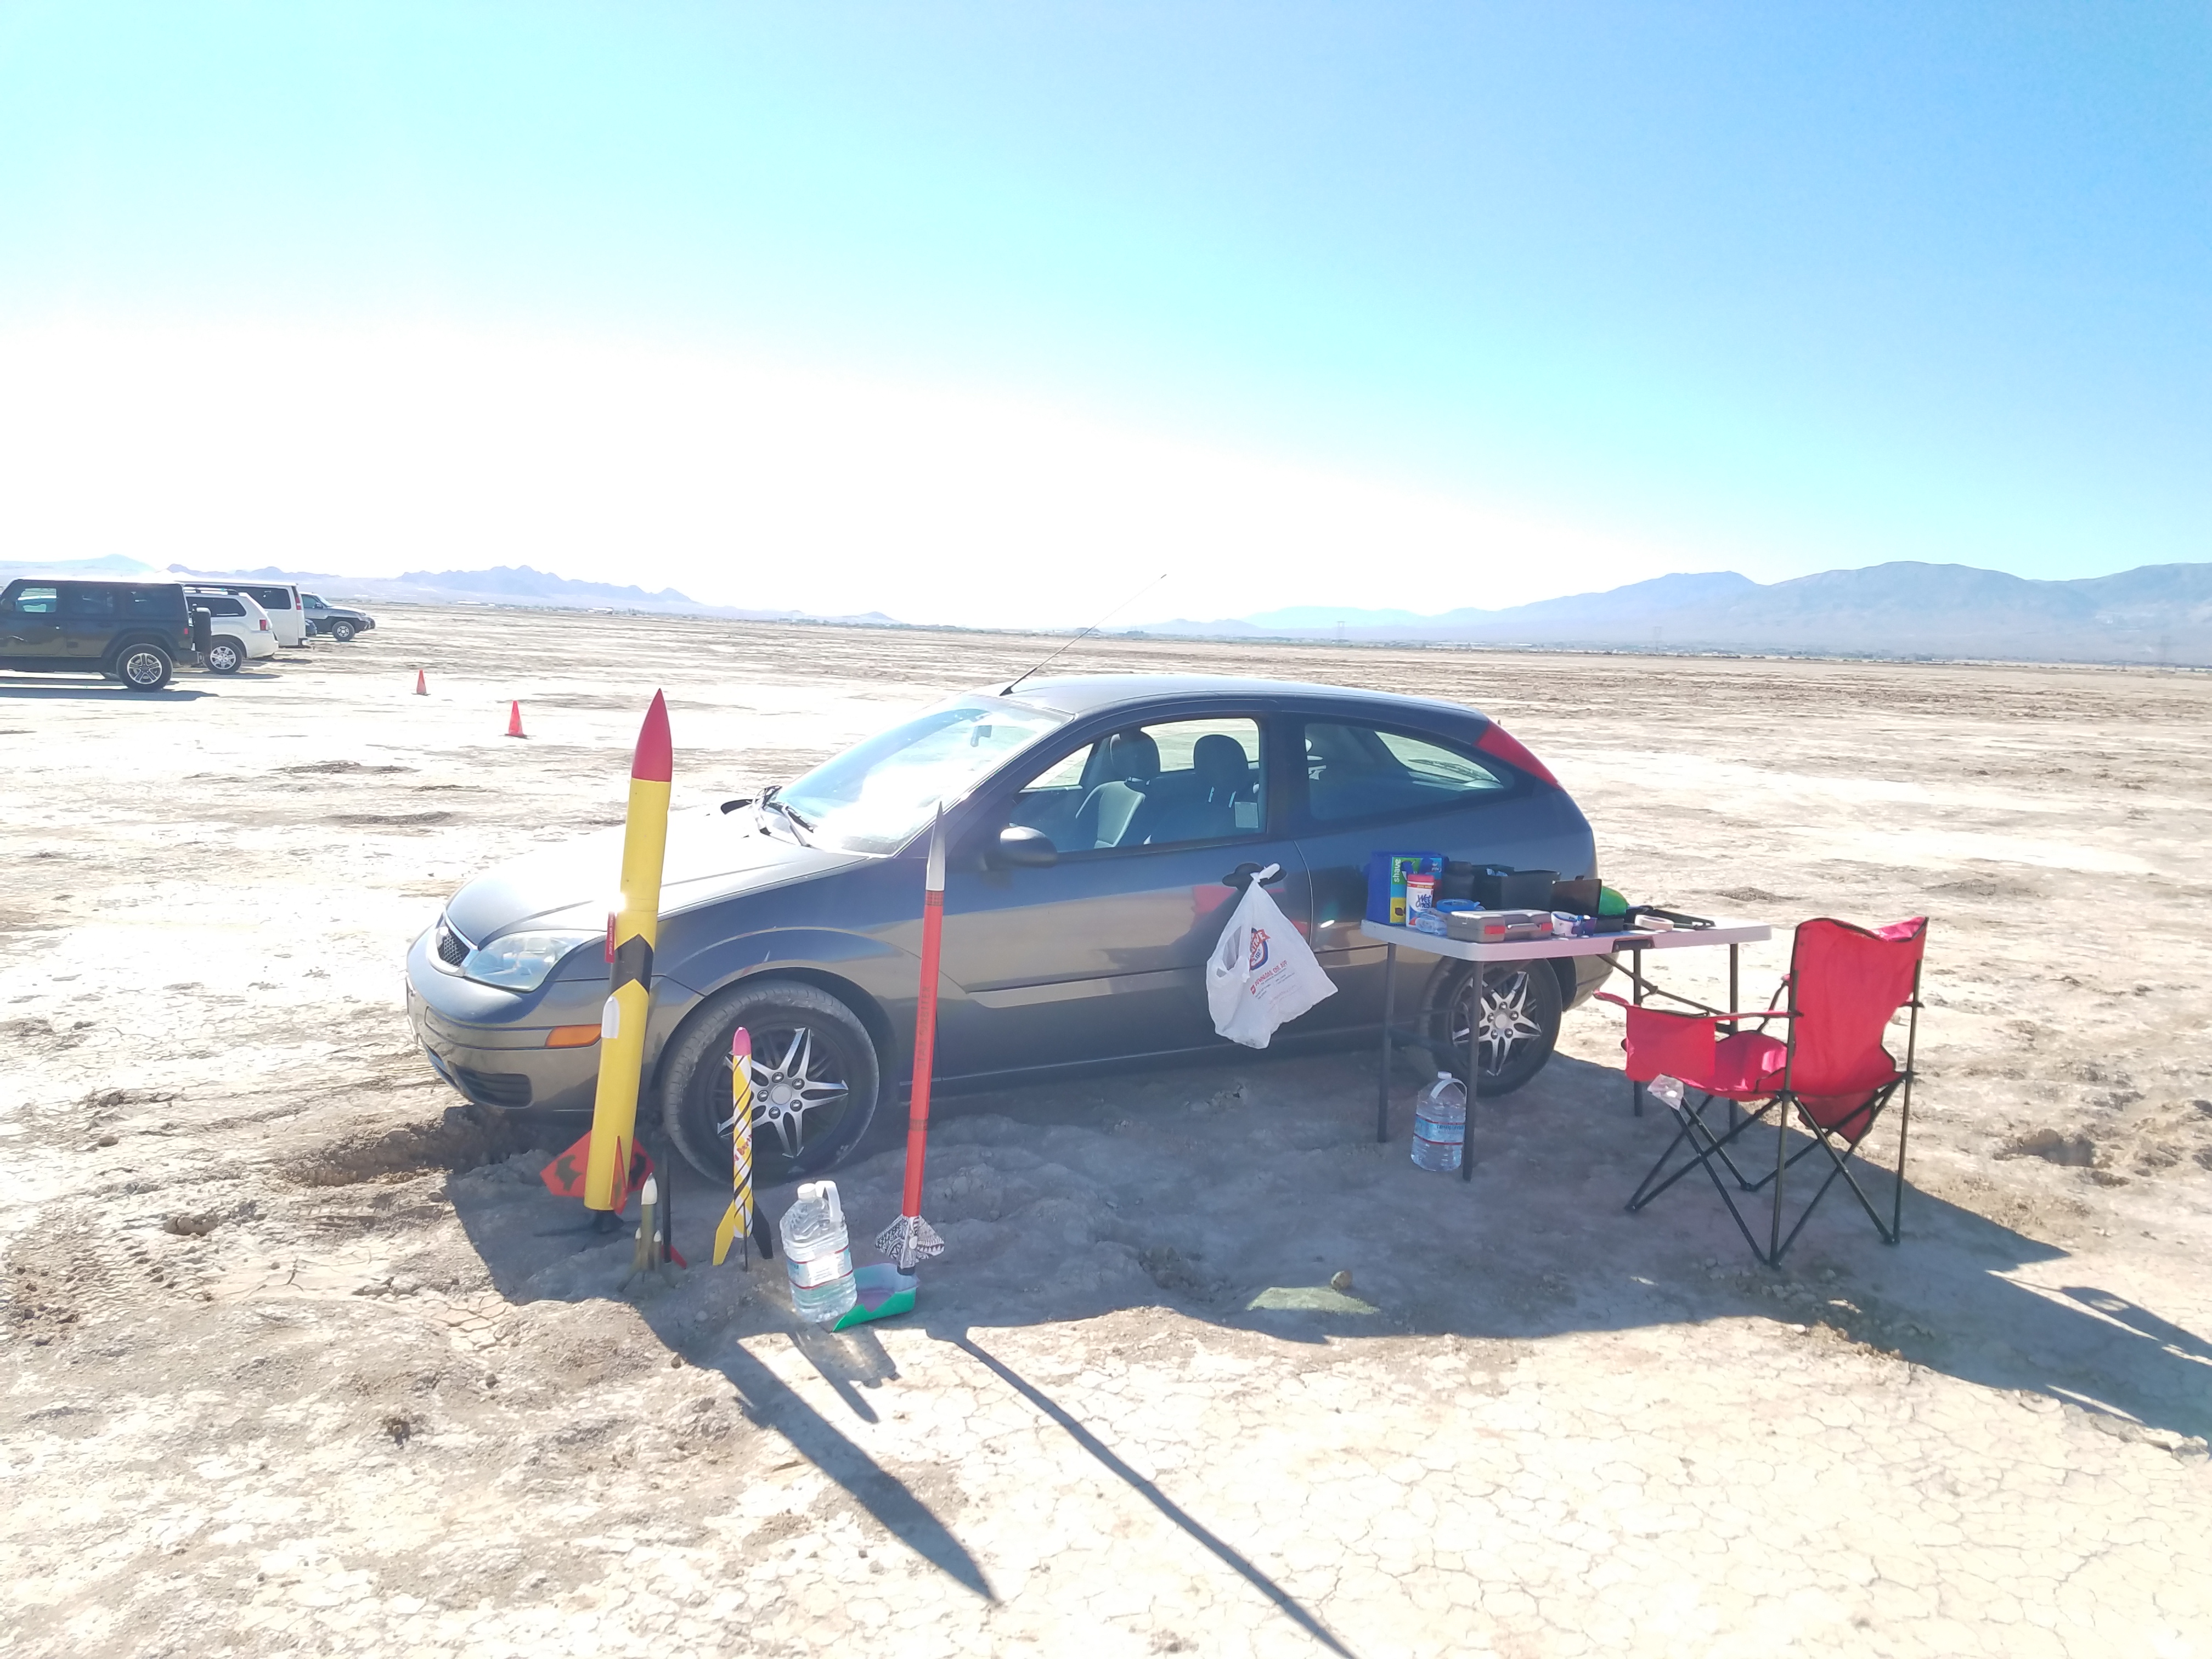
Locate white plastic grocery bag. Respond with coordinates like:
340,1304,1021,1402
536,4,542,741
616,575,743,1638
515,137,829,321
1207,865,1336,1048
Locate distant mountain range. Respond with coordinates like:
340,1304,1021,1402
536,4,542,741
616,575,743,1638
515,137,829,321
7,554,2209,665
0,557,896,625
1142,562,2212,665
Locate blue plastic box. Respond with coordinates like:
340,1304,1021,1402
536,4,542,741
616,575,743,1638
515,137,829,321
1365,850,1445,924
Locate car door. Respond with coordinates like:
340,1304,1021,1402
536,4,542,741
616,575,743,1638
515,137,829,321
0,583,63,665
59,583,119,662
1289,712,1589,1031
934,712,1312,1075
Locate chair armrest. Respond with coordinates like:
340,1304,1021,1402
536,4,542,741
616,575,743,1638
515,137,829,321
1594,992,1796,1019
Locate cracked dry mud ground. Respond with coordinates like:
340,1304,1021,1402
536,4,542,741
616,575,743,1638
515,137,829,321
3,608,2209,1658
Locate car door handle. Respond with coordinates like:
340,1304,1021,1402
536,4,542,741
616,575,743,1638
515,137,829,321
1221,861,1282,891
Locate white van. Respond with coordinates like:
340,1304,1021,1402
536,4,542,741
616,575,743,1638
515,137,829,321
189,580,311,647
183,588,280,673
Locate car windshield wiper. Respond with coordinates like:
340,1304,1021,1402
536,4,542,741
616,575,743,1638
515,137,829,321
759,791,814,847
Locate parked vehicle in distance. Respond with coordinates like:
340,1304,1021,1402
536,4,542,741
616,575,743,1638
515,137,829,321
183,588,279,674
0,575,202,690
407,675,1604,1188
185,579,311,646
302,594,376,642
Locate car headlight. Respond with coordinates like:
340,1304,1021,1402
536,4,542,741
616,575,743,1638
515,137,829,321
459,929,599,991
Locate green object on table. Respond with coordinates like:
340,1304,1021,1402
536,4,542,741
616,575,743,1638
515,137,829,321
832,1263,917,1329
1598,885,1629,916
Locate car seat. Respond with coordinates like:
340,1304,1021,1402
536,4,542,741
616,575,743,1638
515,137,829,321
1072,730,1161,849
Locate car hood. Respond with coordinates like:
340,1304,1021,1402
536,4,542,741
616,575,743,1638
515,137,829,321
442,808,870,944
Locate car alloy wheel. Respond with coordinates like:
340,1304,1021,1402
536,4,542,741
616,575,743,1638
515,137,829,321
206,641,242,674
331,620,356,642
119,647,171,690
1441,958,1562,1097
659,978,881,1186
735,1025,851,1160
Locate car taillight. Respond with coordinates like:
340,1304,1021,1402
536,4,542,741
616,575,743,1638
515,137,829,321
259,618,269,630
1475,722,1560,788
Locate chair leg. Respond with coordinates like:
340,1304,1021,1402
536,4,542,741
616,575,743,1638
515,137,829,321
1629,1094,1776,1263
1768,1086,1908,1263
1629,1094,1778,1212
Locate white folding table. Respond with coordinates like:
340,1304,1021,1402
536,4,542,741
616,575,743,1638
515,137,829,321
1359,916,1774,1181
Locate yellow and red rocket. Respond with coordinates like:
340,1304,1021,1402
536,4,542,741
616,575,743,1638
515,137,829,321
585,689,673,1214
533,690,677,1218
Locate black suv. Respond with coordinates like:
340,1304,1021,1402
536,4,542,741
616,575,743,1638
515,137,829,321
0,577,205,691
302,594,376,641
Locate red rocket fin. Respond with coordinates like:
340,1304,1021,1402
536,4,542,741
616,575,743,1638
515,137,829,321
543,1132,592,1199
542,1132,654,1209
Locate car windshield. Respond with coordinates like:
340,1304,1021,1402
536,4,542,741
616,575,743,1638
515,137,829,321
774,697,1067,855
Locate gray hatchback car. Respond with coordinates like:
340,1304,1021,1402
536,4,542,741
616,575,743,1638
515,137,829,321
405,674,1604,1184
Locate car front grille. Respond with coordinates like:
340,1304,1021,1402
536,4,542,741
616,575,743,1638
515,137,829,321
449,1066,532,1109
434,917,470,968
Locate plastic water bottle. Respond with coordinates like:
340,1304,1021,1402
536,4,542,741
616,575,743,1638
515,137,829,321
780,1181,857,1324
1411,1072,1468,1172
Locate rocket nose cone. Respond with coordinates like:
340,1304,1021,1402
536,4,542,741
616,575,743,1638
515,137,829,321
632,690,673,783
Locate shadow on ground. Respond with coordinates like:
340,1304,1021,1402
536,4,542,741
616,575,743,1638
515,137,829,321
446,1044,2211,1606
0,681,211,700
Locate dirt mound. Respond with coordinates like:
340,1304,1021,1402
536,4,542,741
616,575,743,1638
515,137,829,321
1998,1127,2097,1166
285,1105,532,1188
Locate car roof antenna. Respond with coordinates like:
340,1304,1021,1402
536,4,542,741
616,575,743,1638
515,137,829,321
1000,573,1167,697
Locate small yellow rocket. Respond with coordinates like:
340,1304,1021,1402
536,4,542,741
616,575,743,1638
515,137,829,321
712,1026,756,1267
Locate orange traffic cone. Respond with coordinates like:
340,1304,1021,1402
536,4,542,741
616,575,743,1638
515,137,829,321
414,669,427,696
505,701,526,738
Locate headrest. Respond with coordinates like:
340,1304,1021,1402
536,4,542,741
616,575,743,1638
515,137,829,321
1101,730,1160,780
1192,732,1247,797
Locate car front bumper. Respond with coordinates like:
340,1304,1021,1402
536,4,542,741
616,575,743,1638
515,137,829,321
404,927,606,1111
403,926,697,1113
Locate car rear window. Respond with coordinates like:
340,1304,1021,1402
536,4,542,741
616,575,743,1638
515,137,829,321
1301,721,1510,824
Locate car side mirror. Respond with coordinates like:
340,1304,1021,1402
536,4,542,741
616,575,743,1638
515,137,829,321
990,826,1058,869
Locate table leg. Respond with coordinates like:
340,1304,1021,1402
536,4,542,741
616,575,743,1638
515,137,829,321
1376,943,1396,1144
1461,964,1477,1182
1628,945,1645,1116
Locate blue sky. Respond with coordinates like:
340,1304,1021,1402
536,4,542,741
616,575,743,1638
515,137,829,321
1,3,2205,624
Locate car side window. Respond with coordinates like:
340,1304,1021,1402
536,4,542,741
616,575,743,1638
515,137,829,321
61,584,117,620
1302,721,1509,825
125,587,177,617
9,584,59,616
1008,717,1265,852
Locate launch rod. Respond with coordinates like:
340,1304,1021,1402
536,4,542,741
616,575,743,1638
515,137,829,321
898,809,947,1222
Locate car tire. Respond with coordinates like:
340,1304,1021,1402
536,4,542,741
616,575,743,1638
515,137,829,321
330,620,356,642
659,978,882,1187
205,640,244,674
114,644,174,692
1434,957,1562,1097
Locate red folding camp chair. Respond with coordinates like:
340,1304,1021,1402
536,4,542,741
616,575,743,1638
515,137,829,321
1599,916,1926,1265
